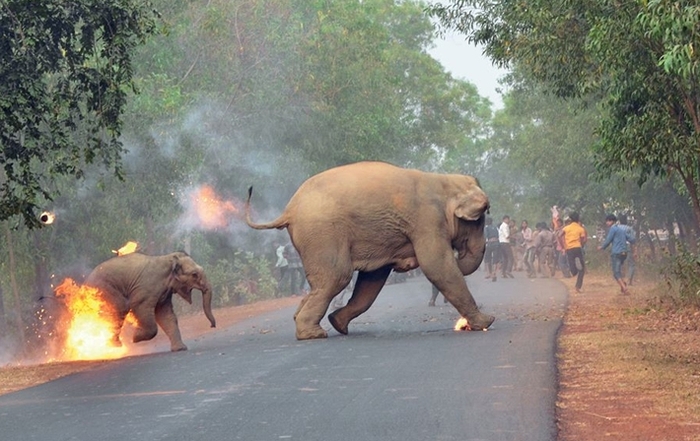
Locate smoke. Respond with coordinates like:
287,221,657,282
0,333,20,366
0,95,310,365
130,99,309,250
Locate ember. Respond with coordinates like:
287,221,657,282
454,317,472,331
54,278,128,361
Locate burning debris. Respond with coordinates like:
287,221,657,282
453,317,489,332
39,211,55,225
113,241,139,256
454,317,472,331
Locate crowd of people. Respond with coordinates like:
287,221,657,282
483,211,573,283
481,207,636,295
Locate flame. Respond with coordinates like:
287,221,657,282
54,278,128,361
113,241,139,256
189,185,238,229
39,211,56,225
454,317,472,331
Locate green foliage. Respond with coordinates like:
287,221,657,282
477,71,610,224
664,244,700,306
205,252,277,307
430,0,700,233
0,0,160,228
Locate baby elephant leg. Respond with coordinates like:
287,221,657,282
155,301,187,351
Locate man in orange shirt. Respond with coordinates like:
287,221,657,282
559,211,587,292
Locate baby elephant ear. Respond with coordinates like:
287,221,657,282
454,188,490,221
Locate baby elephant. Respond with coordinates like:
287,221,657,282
85,252,216,351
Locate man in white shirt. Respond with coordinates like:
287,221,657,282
498,215,514,278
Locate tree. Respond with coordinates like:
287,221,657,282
478,70,605,223
0,0,159,228
429,0,700,237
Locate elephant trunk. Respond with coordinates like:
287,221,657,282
457,249,484,275
200,276,216,328
455,222,486,276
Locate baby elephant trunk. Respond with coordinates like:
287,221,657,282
200,275,216,328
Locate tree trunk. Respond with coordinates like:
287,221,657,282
679,170,700,243
4,223,25,342
0,284,6,335
666,217,678,256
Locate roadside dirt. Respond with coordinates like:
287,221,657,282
557,273,700,441
2,275,700,441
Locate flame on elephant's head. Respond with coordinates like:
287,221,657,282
53,278,128,361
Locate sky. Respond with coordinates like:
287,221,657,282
428,31,507,110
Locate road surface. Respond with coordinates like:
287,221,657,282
0,273,567,441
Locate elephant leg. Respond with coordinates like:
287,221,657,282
294,257,353,341
109,310,128,347
416,241,495,330
155,300,187,351
328,265,392,335
107,298,129,347
131,304,159,344
293,295,309,322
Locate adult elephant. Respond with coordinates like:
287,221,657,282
245,161,494,340
84,252,216,351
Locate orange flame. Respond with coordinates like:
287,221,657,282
113,241,139,256
454,317,472,331
190,185,238,229
54,278,128,361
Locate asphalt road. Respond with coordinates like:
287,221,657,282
0,272,567,441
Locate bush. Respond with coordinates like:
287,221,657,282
173,251,277,317
663,245,700,307
206,251,277,307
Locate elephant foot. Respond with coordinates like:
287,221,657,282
466,312,495,331
170,343,188,352
296,325,328,340
327,310,348,335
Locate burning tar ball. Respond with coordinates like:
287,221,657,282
39,211,56,225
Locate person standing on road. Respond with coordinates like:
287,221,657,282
498,215,514,278
520,220,536,278
534,222,556,277
428,283,448,306
274,242,289,296
618,214,637,286
598,214,636,294
559,212,587,292
483,216,500,282
284,242,306,296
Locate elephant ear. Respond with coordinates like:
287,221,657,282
452,190,490,221
170,254,183,276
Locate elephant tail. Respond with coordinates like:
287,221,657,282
244,186,289,230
